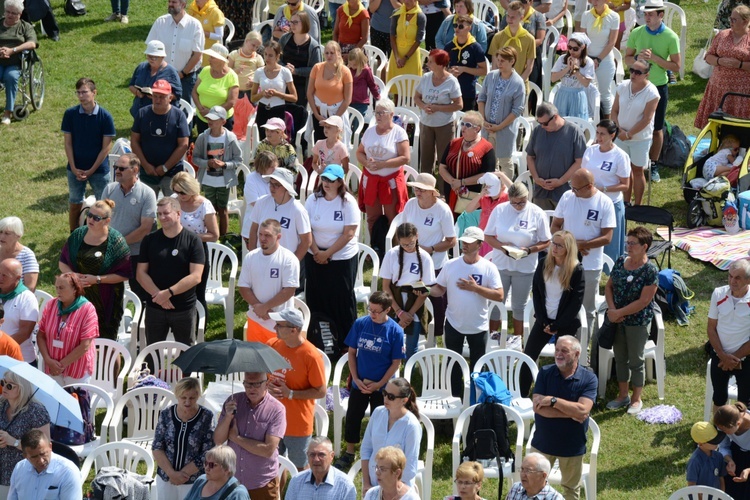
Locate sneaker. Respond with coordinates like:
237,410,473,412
104,12,121,21
668,70,677,84
120,15,129,23
506,334,523,351
605,396,630,409
650,163,661,183
333,452,355,471
1,116,10,125
627,400,643,415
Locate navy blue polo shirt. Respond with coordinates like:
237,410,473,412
131,104,190,185
531,363,598,457
444,40,485,101
61,104,116,173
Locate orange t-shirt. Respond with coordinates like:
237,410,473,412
0,331,23,361
267,338,327,437
310,63,354,105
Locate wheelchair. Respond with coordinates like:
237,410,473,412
0,49,45,121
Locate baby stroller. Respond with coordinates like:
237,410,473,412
686,175,733,228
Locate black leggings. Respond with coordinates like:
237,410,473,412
344,387,385,444
425,12,447,51
727,440,750,499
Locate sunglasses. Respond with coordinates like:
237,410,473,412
0,380,15,390
456,23,467,29
460,121,477,129
568,45,581,51
384,391,406,401
538,115,556,127
87,213,106,222
203,460,218,469
630,69,648,75
173,189,186,195
114,166,131,172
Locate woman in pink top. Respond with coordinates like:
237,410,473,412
307,41,353,144
37,273,98,386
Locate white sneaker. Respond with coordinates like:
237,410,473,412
120,15,129,23
1,116,10,125
104,13,121,21
506,334,523,351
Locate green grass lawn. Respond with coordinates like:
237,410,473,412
1,0,736,497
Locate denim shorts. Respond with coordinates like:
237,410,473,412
67,168,109,203
279,434,312,468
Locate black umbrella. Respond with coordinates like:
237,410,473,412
173,339,291,375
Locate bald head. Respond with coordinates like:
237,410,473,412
569,169,595,199
572,169,594,185
0,259,22,293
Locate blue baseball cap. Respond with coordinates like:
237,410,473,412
321,164,345,181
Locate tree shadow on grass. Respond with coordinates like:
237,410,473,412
31,166,66,183
38,237,68,277
90,26,151,45
28,194,69,214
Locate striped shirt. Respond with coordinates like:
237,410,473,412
38,299,98,379
16,246,39,280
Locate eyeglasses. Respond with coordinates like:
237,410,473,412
367,307,385,315
625,240,642,246
630,69,648,76
87,213,106,222
242,380,267,388
274,323,296,330
455,480,479,486
460,121,478,129
290,19,300,24
568,45,581,52
551,241,564,249
538,115,556,127
509,199,527,207
269,181,283,189
375,465,392,473
375,110,390,116
115,166,131,172
570,183,591,194
384,391,406,401
520,468,543,474
0,380,15,390
203,461,218,469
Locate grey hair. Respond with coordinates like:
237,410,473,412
557,335,582,354
308,436,333,452
525,452,551,474
375,97,396,115
536,102,558,119
0,217,24,237
4,0,24,12
729,259,750,279
508,181,529,200
206,445,237,475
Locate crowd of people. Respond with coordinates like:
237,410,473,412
0,0,749,497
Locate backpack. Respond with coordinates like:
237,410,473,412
469,371,513,406
50,386,95,445
64,0,86,16
655,269,695,326
462,401,513,500
307,312,341,363
90,466,153,500
659,122,690,169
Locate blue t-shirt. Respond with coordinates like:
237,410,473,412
61,104,116,173
531,363,598,457
345,316,405,389
131,104,190,184
444,40,485,101
686,447,726,489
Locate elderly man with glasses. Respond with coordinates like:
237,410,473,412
215,371,287,500
526,102,587,211
285,437,357,499
506,453,564,499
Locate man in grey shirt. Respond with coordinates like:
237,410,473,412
526,102,587,210
102,153,157,301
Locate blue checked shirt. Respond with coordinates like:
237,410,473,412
284,467,357,500
505,481,564,500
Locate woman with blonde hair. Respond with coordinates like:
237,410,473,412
59,199,131,341
307,41,353,144
184,445,250,500
520,230,584,397
445,461,485,500
363,446,420,499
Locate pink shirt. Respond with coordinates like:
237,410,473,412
39,299,98,379
313,139,349,167
351,66,380,105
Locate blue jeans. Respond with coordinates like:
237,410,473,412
67,169,110,203
329,2,341,26
181,72,198,107
0,65,21,112
110,0,129,15
405,321,422,360
603,198,625,263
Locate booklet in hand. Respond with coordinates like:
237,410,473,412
502,245,527,260
401,281,431,294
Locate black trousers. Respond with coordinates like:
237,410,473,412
710,348,750,407
344,387,384,444
444,320,486,398
520,320,578,397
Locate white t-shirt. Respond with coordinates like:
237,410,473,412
253,66,294,108
305,192,361,260
244,195,311,253
581,10,620,58
545,266,564,320
582,144,632,203
708,285,750,355
436,256,502,333
1,290,38,362
615,80,661,141
179,198,216,235
484,201,552,273
552,56,597,89
399,198,456,270
244,171,271,209
360,125,409,177
238,246,300,331
554,190,616,271
415,72,462,128
545,0,567,28
381,247,437,323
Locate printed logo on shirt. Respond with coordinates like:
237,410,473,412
279,217,291,229
518,220,528,229
334,211,343,221
587,210,600,221
471,274,483,286
409,263,420,274
357,332,385,354
424,215,434,226
600,161,613,172
270,268,279,278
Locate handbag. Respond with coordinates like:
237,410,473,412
598,313,617,350
692,30,717,80
453,147,480,214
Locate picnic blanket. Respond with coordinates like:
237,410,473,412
656,227,750,270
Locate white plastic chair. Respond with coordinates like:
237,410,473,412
704,359,738,421
403,347,470,427
179,98,195,124
363,44,388,76
355,242,380,308
126,341,193,388
595,254,616,312
63,383,115,458
523,304,588,366
227,163,252,221
196,301,207,344
107,387,177,449
524,82,544,122
452,404,525,495
403,165,419,183
346,163,362,194
345,106,365,156
565,116,596,146
473,0,500,27
314,403,330,437
392,107,421,171
303,0,324,13
512,115,533,177
669,485,733,500
205,242,239,339
541,26,560,100
515,171,534,201
664,2,687,80
91,338,132,402
597,309,665,400
296,162,309,203
80,441,155,483
415,413,435,500
613,47,625,85
223,19,235,44
251,3,270,30
117,289,142,348
527,418,600,500
383,75,422,115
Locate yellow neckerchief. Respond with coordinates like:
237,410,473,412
590,5,612,31
342,1,365,27
188,0,216,16
522,6,535,25
392,3,422,19
502,25,529,51
284,1,305,22
452,33,477,61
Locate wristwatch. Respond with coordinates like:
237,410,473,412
96,275,101,285
161,165,168,174
289,390,294,400
12,439,19,448
550,397,558,408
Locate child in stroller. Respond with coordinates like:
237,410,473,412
703,134,746,184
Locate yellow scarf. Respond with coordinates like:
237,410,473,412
392,3,422,18
342,1,365,27
522,6,535,25
502,25,529,51
452,33,477,61
590,5,612,31
284,1,305,23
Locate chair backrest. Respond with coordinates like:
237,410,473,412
542,26,560,99
663,2,687,79
293,296,311,331
314,403,330,436
602,253,615,276
302,0,324,13
206,242,239,292
515,171,534,200
130,341,192,387
565,116,596,145
404,347,470,398
363,44,388,76
278,454,300,478
514,115,532,152
383,75,422,113
251,2,270,29
418,412,435,500
119,288,142,338
63,383,115,444
525,82,544,118
612,47,625,84
80,441,155,481
35,288,53,310
179,99,195,124
316,347,332,384
196,301,207,344
108,387,177,442
403,165,419,183
223,19,235,44
92,338,132,398
473,0,499,27
384,212,404,253
296,163,309,203
345,106,365,155
475,349,538,401
668,485,733,500
356,242,381,297
346,164,362,194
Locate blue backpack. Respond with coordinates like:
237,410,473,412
469,371,513,406
656,269,695,326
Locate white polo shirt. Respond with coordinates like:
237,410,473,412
554,190,616,271
146,13,204,74
709,285,750,355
